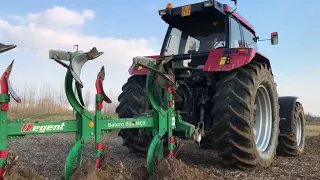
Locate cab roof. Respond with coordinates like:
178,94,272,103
159,1,255,36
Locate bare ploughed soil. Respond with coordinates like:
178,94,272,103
3,123,320,180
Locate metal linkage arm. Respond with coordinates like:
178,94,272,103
133,56,182,102
133,56,176,88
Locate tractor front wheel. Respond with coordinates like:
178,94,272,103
211,61,280,170
116,76,152,157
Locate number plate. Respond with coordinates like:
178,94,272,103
181,5,191,17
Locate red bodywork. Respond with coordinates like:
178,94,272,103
203,48,271,72
129,2,271,75
129,49,271,75
128,55,160,75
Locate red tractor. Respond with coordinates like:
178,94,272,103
116,0,305,170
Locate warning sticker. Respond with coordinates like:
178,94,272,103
219,57,227,65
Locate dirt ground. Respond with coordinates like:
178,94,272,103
3,124,320,180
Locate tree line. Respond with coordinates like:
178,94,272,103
305,113,320,122
8,83,119,115
6,82,320,121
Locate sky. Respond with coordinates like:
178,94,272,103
0,0,319,115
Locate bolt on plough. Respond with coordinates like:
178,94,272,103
0,43,201,180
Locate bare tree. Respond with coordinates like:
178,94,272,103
84,90,92,109
7,80,123,117
103,90,119,115
8,82,72,115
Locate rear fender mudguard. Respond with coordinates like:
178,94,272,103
278,96,299,136
203,48,272,72
128,55,160,75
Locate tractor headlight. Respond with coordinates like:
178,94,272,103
203,0,214,7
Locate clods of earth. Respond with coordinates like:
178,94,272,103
4,125,320,180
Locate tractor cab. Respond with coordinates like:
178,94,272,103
158,1,270,78
159,1,229,55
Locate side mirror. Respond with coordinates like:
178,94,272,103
271,32,278,45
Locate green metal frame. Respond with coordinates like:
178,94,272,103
0,48,199,180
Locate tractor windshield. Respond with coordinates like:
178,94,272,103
163,17,226,56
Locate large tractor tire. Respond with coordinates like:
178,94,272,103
277,102,305,156
116,75,152,157
211,61,280,170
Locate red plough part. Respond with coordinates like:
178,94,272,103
95,66,111,168
0,60,21,179
95,66,112,106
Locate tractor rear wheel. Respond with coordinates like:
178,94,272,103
277,102,305,156
211,61,280,170
116,75,152,157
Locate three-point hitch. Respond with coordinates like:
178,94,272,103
0,44,201,179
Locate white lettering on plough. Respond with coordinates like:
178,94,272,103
107,121,146,128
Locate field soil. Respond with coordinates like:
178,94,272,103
3,114,320,180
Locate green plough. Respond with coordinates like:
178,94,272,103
0,44,201,180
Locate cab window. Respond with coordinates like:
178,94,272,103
242,25,258,50
230,17,242,48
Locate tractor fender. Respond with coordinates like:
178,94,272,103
203,48,272,72
278,96,299,136
128,55,160,75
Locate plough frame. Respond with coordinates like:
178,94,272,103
0,45,199,180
